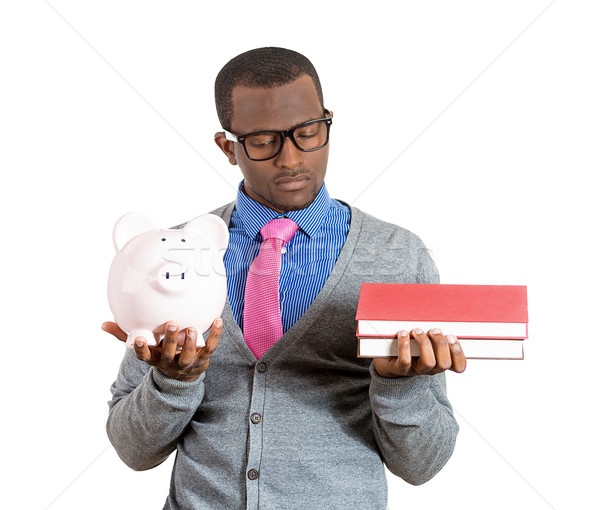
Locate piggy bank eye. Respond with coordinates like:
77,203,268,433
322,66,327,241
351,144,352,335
161,238,166,242
181,239,186,242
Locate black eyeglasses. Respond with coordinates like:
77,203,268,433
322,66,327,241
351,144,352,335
223,110,333,161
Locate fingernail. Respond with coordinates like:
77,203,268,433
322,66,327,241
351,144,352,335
215,318,223,328
431,328,441,335
399,330,408,337
414,328,423,335
188,329,197,340
135,339,144,347
167,323,177,331
448,335,457,344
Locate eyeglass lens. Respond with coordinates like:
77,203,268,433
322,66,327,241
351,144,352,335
244,120,329,160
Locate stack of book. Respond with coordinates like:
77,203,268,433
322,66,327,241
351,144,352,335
356,283,528,360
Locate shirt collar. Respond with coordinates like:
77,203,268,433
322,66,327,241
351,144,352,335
234,181,333,240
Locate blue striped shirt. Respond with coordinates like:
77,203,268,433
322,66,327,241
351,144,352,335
224,182,351,334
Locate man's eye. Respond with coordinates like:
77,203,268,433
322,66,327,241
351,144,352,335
295,128,318,139
249,136,277,148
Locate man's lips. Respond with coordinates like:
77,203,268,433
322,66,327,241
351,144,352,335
274,174,310,190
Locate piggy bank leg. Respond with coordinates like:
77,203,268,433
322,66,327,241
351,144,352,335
125,330,156,349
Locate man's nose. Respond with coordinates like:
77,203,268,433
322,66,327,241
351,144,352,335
275,136,303,168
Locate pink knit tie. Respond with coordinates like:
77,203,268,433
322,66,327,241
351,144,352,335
244,218,298,359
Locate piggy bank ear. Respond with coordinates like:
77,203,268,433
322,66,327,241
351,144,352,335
183,214,229,250
113,213,158,252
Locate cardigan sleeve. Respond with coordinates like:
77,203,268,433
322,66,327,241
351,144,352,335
368,226,458,484
369,367,458,485
106,350,206,471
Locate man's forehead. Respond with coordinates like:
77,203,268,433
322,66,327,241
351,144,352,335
230,75,322,132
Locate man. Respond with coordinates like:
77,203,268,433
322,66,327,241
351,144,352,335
104,47,466,510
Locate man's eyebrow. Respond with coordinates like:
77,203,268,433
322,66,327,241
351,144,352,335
239,115,325,134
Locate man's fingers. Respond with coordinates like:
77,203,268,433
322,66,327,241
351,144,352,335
200,318,222,359
373,328,467,378
102,321,128,342
179,328,198,367
133,336,152,362
192,318,223,369
161,322,179,362
123,319,222,381
412,328,436,374
448,335,467,373
394,330,412,375
428,328,452,372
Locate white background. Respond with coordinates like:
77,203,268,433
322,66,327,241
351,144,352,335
1,1,598,509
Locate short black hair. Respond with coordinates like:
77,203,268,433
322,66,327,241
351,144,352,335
215,47,324,131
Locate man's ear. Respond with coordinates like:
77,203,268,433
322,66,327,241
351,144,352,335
214,132,237,166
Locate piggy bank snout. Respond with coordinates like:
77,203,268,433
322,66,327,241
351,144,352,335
152,261,195,293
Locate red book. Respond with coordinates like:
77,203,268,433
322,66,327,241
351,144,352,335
356,283,528,339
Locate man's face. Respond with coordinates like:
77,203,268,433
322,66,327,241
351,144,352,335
217,74,329,213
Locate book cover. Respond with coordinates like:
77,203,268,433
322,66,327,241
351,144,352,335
356,283,528,339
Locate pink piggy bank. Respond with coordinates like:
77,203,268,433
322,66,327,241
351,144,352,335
107,212,229,348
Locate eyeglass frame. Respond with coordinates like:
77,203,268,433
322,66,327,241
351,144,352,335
222,109,333,161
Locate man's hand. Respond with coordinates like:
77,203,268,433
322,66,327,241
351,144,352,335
102,319,222,382
373,328,467,378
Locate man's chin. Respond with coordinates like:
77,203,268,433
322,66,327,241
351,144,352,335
266,196,315,213
259,186,319,213
242,181,320,213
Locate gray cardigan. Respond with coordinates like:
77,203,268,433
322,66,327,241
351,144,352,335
107,203,459,510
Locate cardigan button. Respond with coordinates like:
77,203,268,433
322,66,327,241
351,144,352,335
248,469,260,480
250,413,262,424
256,361,267,373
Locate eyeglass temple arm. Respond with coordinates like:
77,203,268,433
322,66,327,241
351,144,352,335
223,129,239,142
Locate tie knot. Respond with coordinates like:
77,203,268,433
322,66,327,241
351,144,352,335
260,218,298,245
